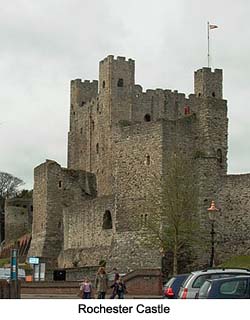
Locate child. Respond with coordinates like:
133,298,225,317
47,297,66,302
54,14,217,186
110,278,119,299
116,277,127,299
80,277,92,299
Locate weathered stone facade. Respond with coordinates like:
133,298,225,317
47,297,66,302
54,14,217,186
28,55,250,272
4,198,33,245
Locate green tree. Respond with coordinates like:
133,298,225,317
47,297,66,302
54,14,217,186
141,152,200,276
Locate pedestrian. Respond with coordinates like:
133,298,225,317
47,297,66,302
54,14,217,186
95,267,108,299
117,277,127,299
110,278,119,299
109,267,120,299
113,267,119,282
80,277,92,299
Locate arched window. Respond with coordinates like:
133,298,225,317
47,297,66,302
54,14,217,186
146,154,150,165
140,214,144,227
144,114,151,122
91,120,95,131
217,149,222,163
102,210,112,229
212,92,216,97
102,81,105,88
96,143,99,154
117,78,124,87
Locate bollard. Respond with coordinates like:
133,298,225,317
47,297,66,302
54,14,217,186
10,249,20,298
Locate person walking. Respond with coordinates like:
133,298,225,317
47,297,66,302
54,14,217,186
110,267,120,299
113,268,119,282
110,278,119,299
116,277,127,299
80,277,92,299
95,267,108,299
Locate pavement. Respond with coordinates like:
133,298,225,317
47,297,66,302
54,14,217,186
21,293,162,299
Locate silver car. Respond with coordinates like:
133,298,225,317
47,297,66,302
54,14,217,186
178,268,250,299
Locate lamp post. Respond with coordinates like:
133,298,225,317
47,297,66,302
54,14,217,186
207,201,219,267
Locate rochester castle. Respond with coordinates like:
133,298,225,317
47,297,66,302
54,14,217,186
27,55,250,273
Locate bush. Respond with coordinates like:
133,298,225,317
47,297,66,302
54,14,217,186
0,258,9,267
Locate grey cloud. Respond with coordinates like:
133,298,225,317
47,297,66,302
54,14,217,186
1,0,250,189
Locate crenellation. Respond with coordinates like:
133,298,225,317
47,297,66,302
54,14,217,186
117,56,126,61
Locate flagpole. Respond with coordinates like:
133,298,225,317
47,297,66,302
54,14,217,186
207,21,210,67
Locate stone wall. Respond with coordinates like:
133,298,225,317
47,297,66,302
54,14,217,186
4,198,32,245
0,211,5,244
216,174,250,263
29,160,96,267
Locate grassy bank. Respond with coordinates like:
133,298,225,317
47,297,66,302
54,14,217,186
219,255,250,269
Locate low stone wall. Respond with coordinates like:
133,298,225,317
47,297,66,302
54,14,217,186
21,268,162,298
123,269,162,296
21,281,80,296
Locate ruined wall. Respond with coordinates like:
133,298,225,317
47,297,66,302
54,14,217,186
4,198,32,245
29,160,96,267
59,195,114,268
0,211,4,243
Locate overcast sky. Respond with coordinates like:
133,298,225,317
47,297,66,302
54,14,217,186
1,0,250,189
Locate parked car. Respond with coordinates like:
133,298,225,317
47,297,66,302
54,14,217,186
163,274,189,299
197,275,250,299
178,268,250,299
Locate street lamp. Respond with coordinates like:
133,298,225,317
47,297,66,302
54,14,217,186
207,200,219,267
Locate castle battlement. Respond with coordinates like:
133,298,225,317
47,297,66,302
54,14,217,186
195,67,222,75
100,55,135,64
71,79,98,87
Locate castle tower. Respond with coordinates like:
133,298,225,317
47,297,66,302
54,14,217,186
193,67,227,175
99,55,135,124
192,68,228,264
194,67,223,99
68,79,98,170
28,160,64,267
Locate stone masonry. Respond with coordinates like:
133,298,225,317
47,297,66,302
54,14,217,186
28,55,250,272
4,198,33,245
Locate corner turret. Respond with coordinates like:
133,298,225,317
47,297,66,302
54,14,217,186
194,67,223,99
99,55,135,124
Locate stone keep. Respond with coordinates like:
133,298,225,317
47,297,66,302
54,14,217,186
28,55,250,271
